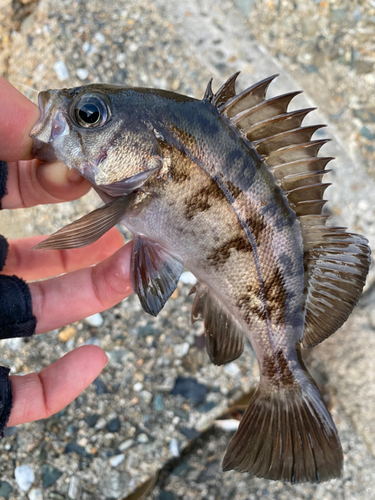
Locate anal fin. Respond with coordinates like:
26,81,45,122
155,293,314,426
131,236,183,316
191,283,244,365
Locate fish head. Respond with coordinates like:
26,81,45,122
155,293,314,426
30,85,163,190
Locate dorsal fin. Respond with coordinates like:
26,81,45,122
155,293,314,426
208,73,371,346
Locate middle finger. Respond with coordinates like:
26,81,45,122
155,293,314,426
2,227,125,281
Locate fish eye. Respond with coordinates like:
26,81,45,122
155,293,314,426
71,93,111,128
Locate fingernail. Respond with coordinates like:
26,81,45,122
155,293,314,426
67,168,83,182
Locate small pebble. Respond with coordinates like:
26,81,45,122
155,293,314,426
76,68,89,80
82,41,90,53
4,337,22,351
119,439,134,451
116,53,126,62
106,417,121,433
94,377,109,394
197,401,216,413
14,465,34,492
173,342,189,358
58,326,76,343
109,454,125,467
53,60,69,81
157,376,176,392
95,417,107,430
358,200,369,211
214,419,240,431
94,32,105,44
0,482,12,499
171,376,208,404
153,394,164,412
85,313,104,327
4,426,17,437
28,489,43,500
41,464,62,489
133,382,144,392
84,336,100,346
140,390,153,404
159,491,176,500
364,73,375,85
169,438,179,457
65,442,91,458
67,476,79,500
137,433,149,443
49,493,65,500
174,407,189,420
223,362,241,376
171,461,189,476
85,414,100,428
179,271,197,285
179,427,200,440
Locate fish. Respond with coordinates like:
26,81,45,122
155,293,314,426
30,74,371,483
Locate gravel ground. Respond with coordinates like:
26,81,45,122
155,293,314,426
244,0,375,176
0,0,374,499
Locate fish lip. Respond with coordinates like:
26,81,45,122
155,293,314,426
32,138,59,162
30,89,71,141
30,90,58,139
30,90,70,162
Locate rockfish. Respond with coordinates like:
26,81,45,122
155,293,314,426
30,74,370,483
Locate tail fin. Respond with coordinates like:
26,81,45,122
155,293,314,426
222,379,342,483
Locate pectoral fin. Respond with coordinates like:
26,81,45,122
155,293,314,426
131,236,183,316
34,193,136,250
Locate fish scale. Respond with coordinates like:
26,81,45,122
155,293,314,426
30,73,370,483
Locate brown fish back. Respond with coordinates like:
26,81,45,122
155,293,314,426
206,73,371,347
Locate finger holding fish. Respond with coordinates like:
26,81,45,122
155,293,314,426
2,227,124,281
29,241,133,334
0,79,91,209
0,76,39,161
1,159,90,210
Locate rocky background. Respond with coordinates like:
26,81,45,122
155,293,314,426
0,0,374,499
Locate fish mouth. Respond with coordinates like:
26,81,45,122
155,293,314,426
30,90,69,162
30,90,57,137
32,138,59,162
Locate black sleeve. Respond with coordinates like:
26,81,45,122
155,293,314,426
0,161,36,339
0,160,37,435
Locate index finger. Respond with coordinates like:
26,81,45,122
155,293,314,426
0,77,40,161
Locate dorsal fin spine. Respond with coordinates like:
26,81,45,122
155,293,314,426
213,72,240,108
204,78,214,102
230,90,303,128
221,74,279,116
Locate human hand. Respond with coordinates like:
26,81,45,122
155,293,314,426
0,77,133,427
